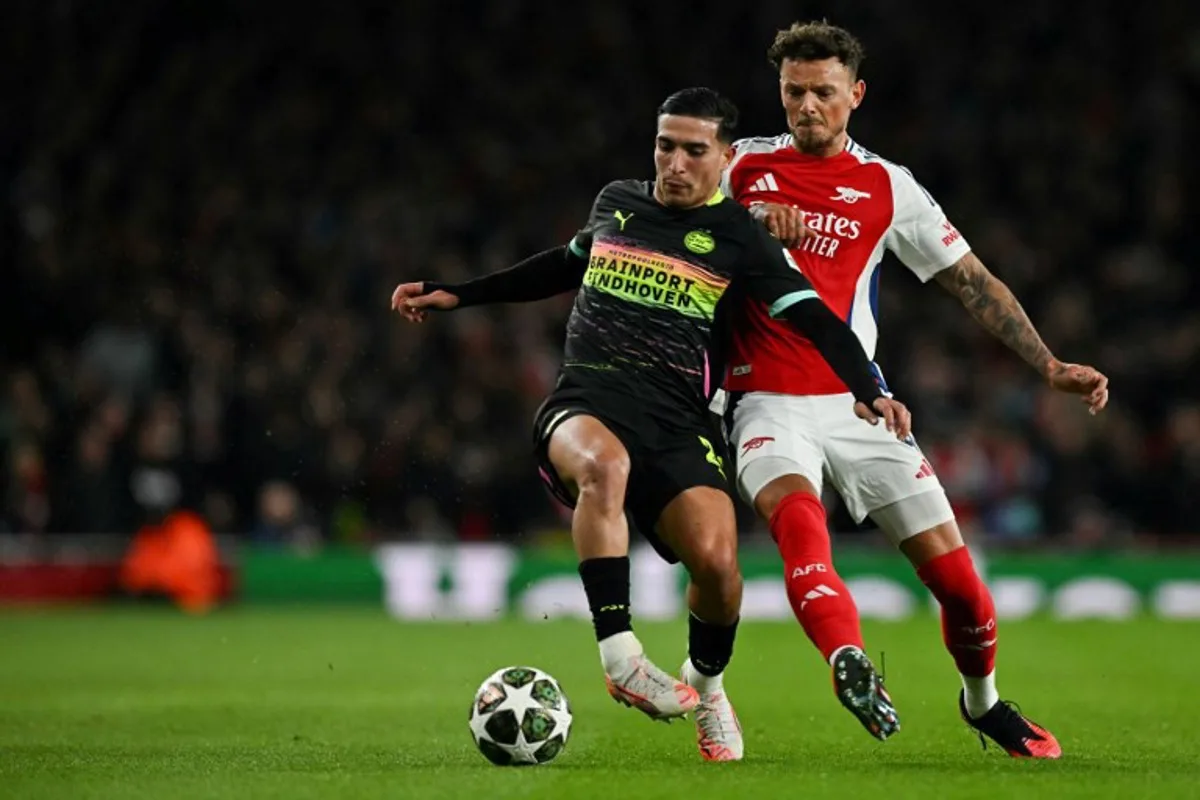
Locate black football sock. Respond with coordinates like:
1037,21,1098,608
578,556,632,642
688,612,739,677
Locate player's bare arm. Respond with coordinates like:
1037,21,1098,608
933,252,1051,370
934,251,1109,414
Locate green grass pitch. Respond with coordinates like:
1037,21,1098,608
2,609,1197,799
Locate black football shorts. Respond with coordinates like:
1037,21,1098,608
531,383,732,563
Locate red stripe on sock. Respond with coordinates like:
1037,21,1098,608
916,547,997,677
769,492,864,662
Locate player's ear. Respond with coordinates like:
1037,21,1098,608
851,79,866,110
720,144,734,170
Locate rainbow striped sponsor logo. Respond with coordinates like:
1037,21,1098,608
583,240,727,319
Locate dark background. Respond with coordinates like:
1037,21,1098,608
3,0,1197,550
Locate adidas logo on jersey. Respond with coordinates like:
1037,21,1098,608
830,186,872,204
747,173,780,193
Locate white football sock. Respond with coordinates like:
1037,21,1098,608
827,644,863,667
598,630,642,675
961,671,999,718
684,658,723,694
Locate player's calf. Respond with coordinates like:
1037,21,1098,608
902,525,1056,756
659,485,743,627
655,487,744,748
914,545,1000,716
769,491,866,661
681,540,743,626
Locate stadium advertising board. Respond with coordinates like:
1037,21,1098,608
365,544,1200,621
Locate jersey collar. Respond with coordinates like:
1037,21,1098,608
646,182,726,209
786,135,856,163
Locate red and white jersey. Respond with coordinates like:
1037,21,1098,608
722,134,972,396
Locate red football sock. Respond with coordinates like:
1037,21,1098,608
917,547,997,677
770,492,864,663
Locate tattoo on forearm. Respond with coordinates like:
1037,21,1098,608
934,253,1056,376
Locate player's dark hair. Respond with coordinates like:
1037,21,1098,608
767,21,865,78
656,87,739,144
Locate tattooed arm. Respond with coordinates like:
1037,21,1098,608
933,251,1057,376
934,251,1110,412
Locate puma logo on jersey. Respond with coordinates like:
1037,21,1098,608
830,186,872,204
613,210,634,231
747,173,780,193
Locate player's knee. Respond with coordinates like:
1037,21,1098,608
573,450,630,514
750,471,819,521
896,516,962,568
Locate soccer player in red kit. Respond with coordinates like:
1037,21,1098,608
720,22,1109,758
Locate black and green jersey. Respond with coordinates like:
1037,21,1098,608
562,179,819,413
431,179,885,422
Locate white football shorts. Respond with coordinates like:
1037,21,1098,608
730,391,954,545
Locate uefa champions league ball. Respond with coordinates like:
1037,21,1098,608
468,666,573,766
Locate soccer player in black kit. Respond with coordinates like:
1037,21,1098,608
392,88,910,761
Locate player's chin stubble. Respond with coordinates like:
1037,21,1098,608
791,123,838,155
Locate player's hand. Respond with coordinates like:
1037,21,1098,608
390,282,459,323
1046,359,1109,415
751,203,815,248
854,396,912,440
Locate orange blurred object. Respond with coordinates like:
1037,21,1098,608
120,510,221,613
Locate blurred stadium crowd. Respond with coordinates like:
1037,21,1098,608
3,1,1197,548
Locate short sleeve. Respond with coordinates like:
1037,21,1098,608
883,164,971,282
719,143,741,199
720,138,761,204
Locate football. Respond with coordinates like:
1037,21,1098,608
468,666,573,766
